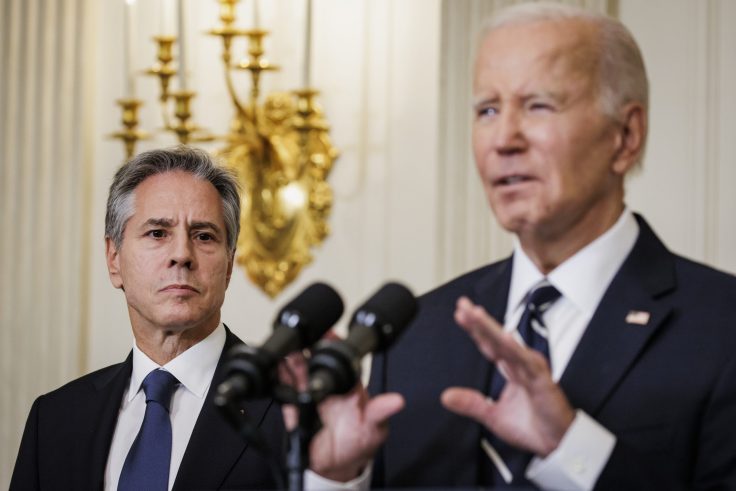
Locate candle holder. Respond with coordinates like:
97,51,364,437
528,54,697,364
169,90,215,144
145,35,177,102
142,35,214,143
207,0,248,64
234,29,279,104
109,98,150,160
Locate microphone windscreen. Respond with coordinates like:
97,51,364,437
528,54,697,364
276,282,344,346
351,282,417,348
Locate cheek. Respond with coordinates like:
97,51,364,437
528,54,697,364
131,252,157,273
203,256,233,290
471,124,492,172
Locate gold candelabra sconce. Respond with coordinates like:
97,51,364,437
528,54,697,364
110,0,339,298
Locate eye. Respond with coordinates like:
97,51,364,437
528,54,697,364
195,232,215,242
475,105,499,120
528,100,554,112
146,229,167,239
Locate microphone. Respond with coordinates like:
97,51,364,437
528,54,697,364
308,282,417,403
215,282,344,406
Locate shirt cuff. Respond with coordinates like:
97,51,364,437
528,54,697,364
526,410,616,490
304,464,372,491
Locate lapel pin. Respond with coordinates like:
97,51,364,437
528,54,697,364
625,310,650,325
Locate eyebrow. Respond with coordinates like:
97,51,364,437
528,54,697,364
143,217,173,227
472,95,498,109
190,221,223,235
142,218,223,235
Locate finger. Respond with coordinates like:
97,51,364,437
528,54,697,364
282,404,298,431
440,387,494,425
454,298,522,366
321,329,341,341
278,352,309,391
500,349,551,388
455,297,548,384
363,393,405,426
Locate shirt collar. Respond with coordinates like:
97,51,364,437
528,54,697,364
127,323,226,401
508,209,639,319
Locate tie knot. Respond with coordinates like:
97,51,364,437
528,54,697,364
525,282,561,315
141,369,179,410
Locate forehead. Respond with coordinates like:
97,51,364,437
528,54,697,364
474,19,599,93
130,171,224,223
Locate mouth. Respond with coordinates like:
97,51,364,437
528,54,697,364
492,174,535,187
160,284,199,294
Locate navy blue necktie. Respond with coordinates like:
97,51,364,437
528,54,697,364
119,369,179,491
483,281,561,486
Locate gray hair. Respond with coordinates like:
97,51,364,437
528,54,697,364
105,146,241,253
479,2,649,121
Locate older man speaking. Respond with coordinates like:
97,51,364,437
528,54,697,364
368,3,736,490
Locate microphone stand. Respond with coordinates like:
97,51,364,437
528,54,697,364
221,383,323,491
285,390,321,491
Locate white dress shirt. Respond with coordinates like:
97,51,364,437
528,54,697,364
500,209,639,490
104,323,226,490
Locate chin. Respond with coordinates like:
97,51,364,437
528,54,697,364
493,209,532,234
492,200,549,233
156,312,208,331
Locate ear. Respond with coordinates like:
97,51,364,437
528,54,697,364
225,251,235,289
105,237,124,290
611,102,647,175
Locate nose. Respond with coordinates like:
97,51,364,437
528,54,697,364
493,107,526,155
169,233,195,269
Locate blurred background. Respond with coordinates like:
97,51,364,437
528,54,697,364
2,0,735,485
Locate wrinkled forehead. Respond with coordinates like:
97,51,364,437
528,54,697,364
128,171,224,221
474,18,601,90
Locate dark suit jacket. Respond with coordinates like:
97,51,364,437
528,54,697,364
10,327,286,490
369,216,736,490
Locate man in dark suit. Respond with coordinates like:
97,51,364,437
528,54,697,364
10,146,402,490
369,3,736,490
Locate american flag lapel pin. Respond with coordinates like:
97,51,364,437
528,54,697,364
625,310,650,325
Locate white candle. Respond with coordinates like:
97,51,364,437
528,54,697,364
124,0,136,97
160,0,175,35
302,0,312,87
253,0,260,28
177,0,187,89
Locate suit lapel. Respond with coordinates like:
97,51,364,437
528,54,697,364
474,257,512,324
86,354,132,489
560,216,676,415
173,327,278,490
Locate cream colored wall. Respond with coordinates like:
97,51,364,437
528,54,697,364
621,0,736,272
3,1,736,488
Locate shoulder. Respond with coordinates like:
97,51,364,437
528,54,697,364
673,253,736,289
392,259,510,348
669,254,736,325
419,260,508,305
629,215,736,305
35,360,130,407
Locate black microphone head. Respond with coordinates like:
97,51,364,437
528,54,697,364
350,282,417,350
274,281,344,347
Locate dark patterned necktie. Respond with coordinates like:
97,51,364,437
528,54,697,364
118,369,179,491
483,280,562,486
